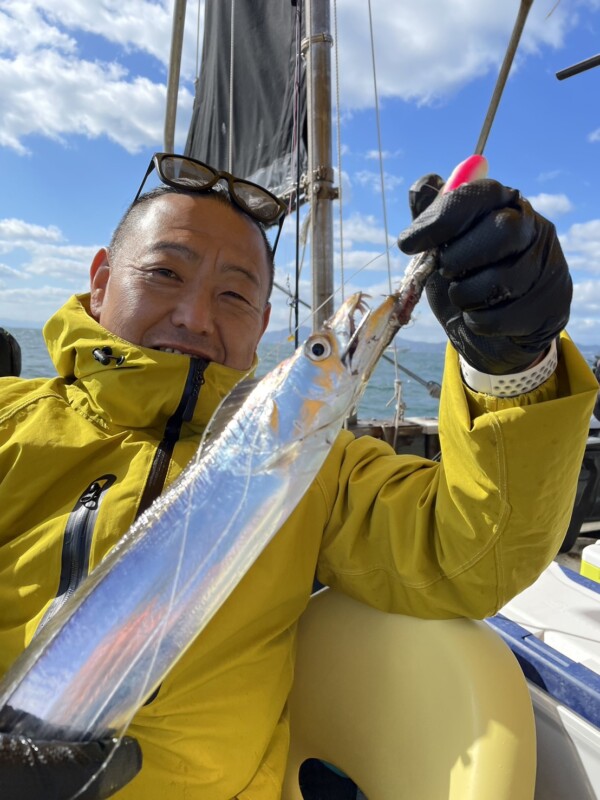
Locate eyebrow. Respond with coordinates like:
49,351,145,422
149,242,262,288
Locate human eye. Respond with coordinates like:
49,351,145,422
147,266,179,280
223,289,251,304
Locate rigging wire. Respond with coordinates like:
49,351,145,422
194,0,202,81
227,0,236,173
366,0,404,428
332,0,345,299
292,0,304,347
305,0,315,331
367,1,392,284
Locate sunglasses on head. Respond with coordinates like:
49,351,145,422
134,153,287,255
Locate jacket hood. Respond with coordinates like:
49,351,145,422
43,294,256,432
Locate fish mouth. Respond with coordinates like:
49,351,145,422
324,292,371,366
325,290,401,381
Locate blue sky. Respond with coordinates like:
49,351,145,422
1,0,600,349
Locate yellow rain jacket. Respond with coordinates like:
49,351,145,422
0,293,597,799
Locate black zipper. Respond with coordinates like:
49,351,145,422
36,357,206,675
136,357,208,518
38,473,117,632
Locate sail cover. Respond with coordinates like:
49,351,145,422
185,0,307,202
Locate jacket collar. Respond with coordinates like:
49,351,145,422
43,294,256,432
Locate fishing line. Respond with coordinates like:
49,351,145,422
301,243,402,328
266,238,408,372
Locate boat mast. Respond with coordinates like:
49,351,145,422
164,0,188,152
304,0,337,330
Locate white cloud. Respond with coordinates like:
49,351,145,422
0,216,97,287
0,1,195,154
573,279,600,309
569,279,600,345
0,218,63,241
560,219,600,274
537,169,563,183
335,248,402,277
0,0,590,155
527,193,573,217
0,262,30,279
341,212,398,247
334,0,577,110
353,170,404,194
365,148,402,160
0,48,187,154
0,285,75,325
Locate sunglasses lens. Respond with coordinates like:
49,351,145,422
148,156,284,227
232,181,282,223
159,156,216,189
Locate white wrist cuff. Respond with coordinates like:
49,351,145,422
459,339,558,397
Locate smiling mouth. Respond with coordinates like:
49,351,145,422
155,346,211,360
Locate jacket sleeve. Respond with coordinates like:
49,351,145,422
316,333,599,619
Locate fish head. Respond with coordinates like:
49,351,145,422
283,290,396,435
238,291,401,454
325,290,400,391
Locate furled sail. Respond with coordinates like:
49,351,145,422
185,0,307,201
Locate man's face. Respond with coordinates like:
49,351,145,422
89,194,272,371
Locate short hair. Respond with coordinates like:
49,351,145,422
108,184,275,301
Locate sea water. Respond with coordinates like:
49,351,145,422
12,326,600,420
256,337,445,419
11,327,446,418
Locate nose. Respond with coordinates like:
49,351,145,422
170,289,216,335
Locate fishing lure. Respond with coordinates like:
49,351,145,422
394,154,489,327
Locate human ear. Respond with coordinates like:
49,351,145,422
260,302,271,339
89,249,111,320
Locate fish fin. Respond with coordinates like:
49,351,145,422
196,377,261,460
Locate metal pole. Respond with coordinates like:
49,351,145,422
305,0,335,330
474,0,534,155
164,0,188,153
556,53,600,81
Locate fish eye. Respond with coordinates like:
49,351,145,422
305,335,332,362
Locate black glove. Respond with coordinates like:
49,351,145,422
0,727,142,800
398,175,572,374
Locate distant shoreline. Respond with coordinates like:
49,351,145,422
4,322,600,358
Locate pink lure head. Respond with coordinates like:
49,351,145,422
442,154,489,194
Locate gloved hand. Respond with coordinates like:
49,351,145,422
0,728,142,800
398,174,572,375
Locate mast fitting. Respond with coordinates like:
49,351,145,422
301,32,334,55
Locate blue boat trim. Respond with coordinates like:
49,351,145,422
487,613,600,729
557,563,600,594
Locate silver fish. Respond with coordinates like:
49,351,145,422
0,288,413,742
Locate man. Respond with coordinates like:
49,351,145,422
0,153,597,799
